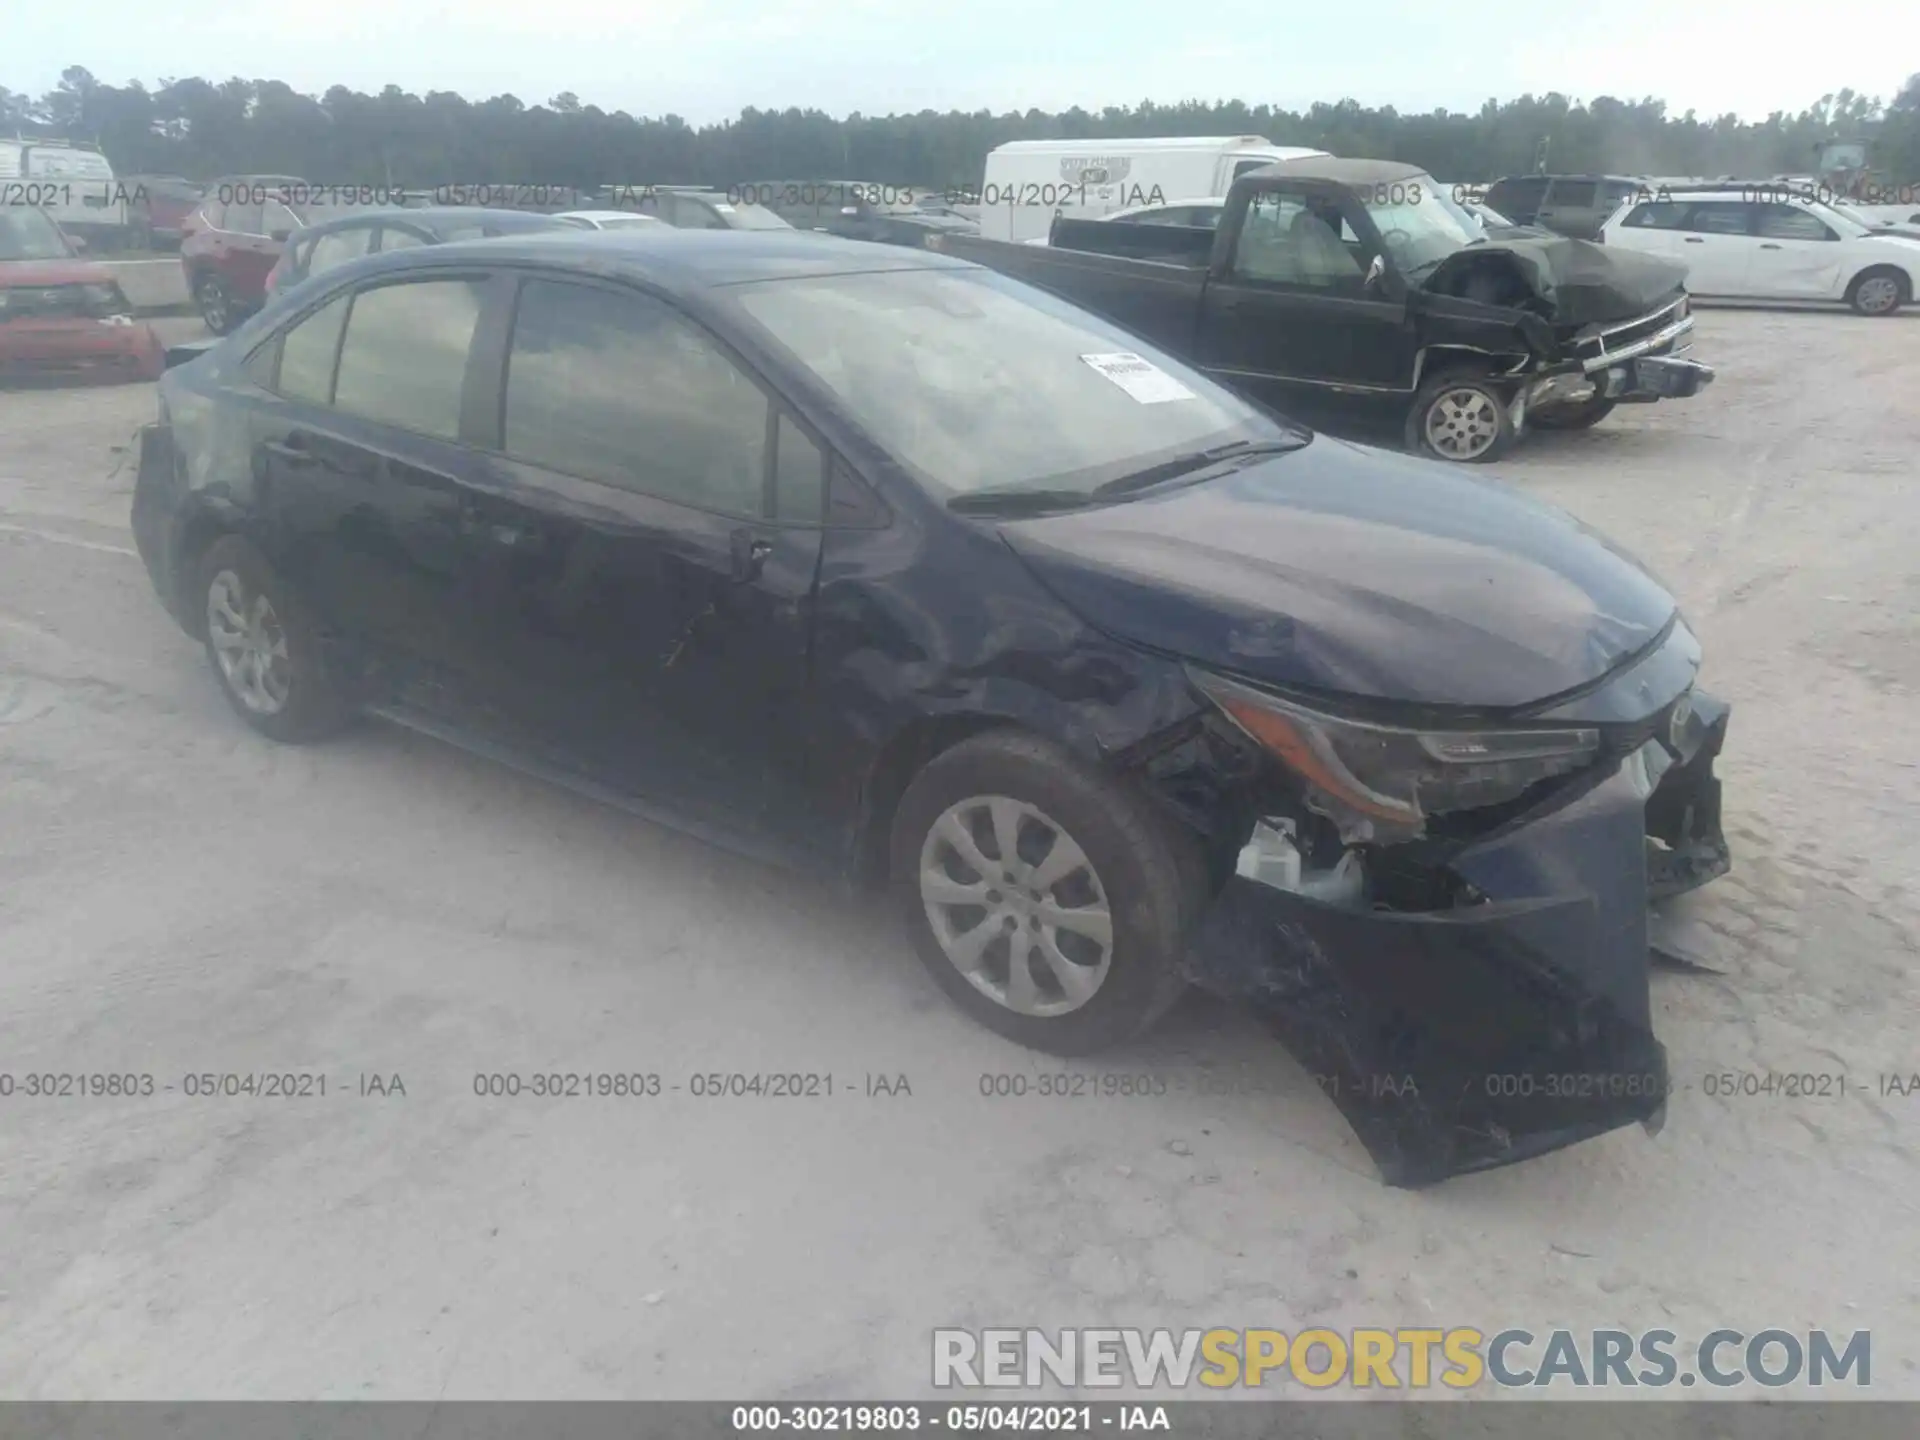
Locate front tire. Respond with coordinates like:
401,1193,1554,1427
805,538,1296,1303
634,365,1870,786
195,272,237,335
1845,267,1908,316
1405,368,1519,462
890,731,1202,1055
195,535,352,743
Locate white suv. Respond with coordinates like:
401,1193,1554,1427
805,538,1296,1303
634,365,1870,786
1599,186,1920,315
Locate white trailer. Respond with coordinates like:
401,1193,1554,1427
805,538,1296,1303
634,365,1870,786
976,136,1330,243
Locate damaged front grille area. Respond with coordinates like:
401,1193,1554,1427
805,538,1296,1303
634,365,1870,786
1570,296,1692,371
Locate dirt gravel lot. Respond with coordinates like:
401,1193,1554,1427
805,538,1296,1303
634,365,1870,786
1,310,1917,1404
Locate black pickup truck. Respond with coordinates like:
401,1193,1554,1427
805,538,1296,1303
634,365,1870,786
930,157,1715,462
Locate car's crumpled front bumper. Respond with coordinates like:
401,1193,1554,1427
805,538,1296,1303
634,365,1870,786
1179,689,1731,1187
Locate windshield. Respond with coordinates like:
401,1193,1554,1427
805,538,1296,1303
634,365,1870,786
714,201,791,231
1362,177,1480,273
0,206,75,261
730,268,1294,499
1817,202,1880,236
595,215,659,229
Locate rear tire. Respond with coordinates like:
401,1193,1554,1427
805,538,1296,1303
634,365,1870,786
1405,367,1519,462
1531,394,1617,431
890,731,1202,1055
196,273,237,335
195,535,353,743
1845,267,1908,316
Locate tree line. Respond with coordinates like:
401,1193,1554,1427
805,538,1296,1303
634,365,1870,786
5,67,1918,191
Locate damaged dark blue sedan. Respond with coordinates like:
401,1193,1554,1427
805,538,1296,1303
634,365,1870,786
130,229,1731,1186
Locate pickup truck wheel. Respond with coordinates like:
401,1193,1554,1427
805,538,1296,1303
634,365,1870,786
890,731,1201,1056
1845,267,1908,316
196,273,237,335
1531,395,1617,430
1407,370,1518,463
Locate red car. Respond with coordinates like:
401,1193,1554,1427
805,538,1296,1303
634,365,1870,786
177,176,317,334
0,207,163,383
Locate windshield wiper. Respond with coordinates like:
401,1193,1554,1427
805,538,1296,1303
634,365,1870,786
947,487,1098,517
1091,438,1306,499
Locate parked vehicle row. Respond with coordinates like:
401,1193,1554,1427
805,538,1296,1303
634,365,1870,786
932,157,1714,463
132,223,1732,1185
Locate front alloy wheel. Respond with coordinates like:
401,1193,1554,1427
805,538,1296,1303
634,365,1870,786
919,795,1114,1017
1424,386,1504,459
197,274,234,334
890,731,1201,1055
207,570,291,715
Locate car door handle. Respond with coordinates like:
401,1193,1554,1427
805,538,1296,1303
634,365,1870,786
1683,237,1706,244
261,438,315,467
731,532,773,582
1759,243,1783,250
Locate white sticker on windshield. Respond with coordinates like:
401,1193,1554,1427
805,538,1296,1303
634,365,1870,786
1079,352,1196,404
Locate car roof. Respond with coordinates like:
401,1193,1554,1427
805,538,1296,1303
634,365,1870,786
556,210,662,222
311,228,974,290
1252,157,1430,186
301,206,573,234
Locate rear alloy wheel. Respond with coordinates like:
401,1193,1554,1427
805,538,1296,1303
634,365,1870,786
196,273,236,335
196,535,352,743
1531,394,1618,431
1406,369,1518,463
1845,267,1908,317
890,731,1202,1055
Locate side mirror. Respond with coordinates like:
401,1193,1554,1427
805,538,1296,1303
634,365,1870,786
840,206,859,217
1365,252,1389,291
268,228,292,242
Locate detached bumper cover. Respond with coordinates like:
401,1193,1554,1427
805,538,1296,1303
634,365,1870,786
1180,695,1732,1187
1603,353,1714,401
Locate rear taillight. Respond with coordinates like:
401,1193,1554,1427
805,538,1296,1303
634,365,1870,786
265,256,287,295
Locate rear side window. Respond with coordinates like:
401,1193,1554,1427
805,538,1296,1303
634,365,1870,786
332,279,488,441
1624,202,1687,229
197,200,227,230
308,227,375,276
1754,203,1835,240
1546,179,1597,208
1682,202,1751,235
377,226,428,251
1487,177,1547,217
276,294,351,404
501,278,770,516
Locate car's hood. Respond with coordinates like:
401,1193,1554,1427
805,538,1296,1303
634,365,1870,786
999,438,1679,711
1425,233,1688,326
0,259,109,286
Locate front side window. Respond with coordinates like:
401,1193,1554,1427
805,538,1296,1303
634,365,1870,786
1547,180,1597,208
1754,203,1836,241
1231,191,1366,289
377,226,428,251
502,279,770,516
332,278,488,441
773,413,825,523
0,206,75,261
731,267,1281,500
275,293,351,404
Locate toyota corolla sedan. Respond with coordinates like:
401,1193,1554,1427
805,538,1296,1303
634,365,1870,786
130,230,1732,1186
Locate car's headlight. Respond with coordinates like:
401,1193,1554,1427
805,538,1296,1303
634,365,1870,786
1190,668,1600,842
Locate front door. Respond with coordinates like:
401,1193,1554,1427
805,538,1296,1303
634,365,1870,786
449,274,826,836
1671,199,1758,296
1194,185,1414,400
1746,201,1848,298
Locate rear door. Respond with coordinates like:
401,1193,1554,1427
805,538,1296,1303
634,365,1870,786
1747,201,1847,297
448,272,828,832
1671,200,1758,294
246,271,498,707
1194,185,1415,396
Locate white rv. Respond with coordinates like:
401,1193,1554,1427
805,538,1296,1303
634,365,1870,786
976,137,1331,243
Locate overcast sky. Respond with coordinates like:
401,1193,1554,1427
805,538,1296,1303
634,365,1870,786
8,0,1911,125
